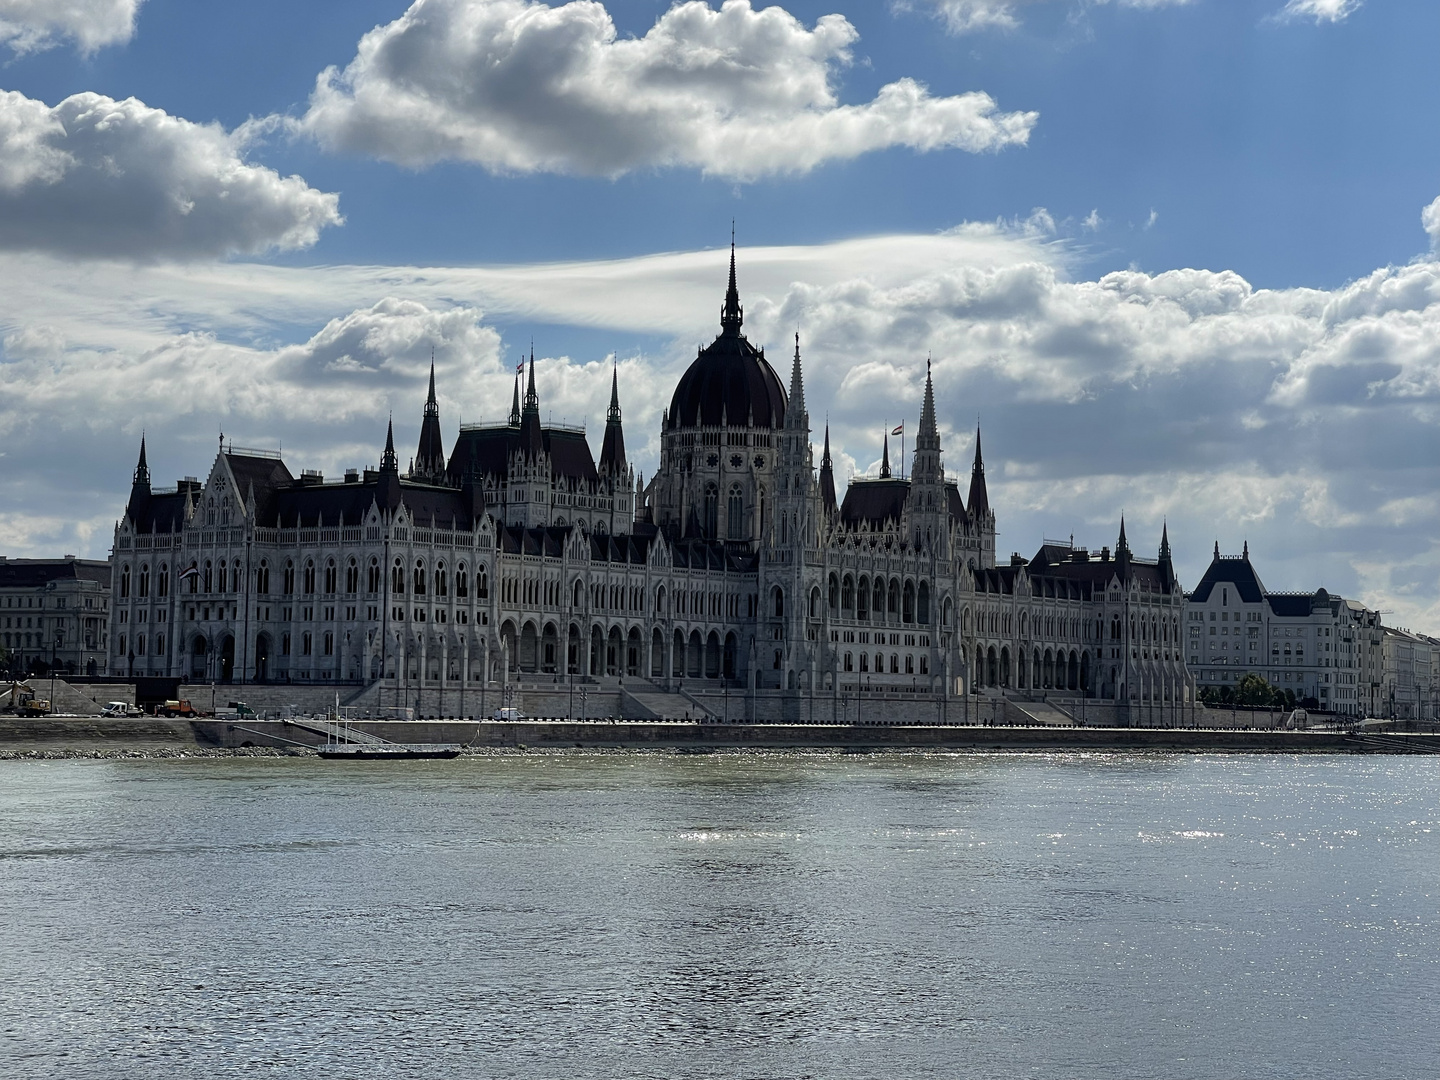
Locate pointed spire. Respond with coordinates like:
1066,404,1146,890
519,344,543,459
381,415,398,473
880,429,892,479
967,426,989,519
524,345,538,412
600,363,627,477
1214,539,1220,560
414,353,446,481
133,433,150,488
1159,519,1171,561
1243,539,1249,560
820,422,837,514
509,370,521,427
918,361,939,446
786,332,807,429
721,227,743,334
1115,515,1133,577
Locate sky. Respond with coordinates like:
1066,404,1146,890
2,0,1439,629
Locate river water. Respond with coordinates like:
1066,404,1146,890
0,751,1436,1079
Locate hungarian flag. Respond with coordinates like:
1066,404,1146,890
515,362,524,374
178,562,199,581
891,423,904,436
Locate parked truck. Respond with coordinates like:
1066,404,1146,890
214,702,257,721
157,699,200,718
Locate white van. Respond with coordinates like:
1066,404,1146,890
492,707,521,722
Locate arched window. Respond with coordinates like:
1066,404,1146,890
727,484,744,539
902,581,915,623
436,561,448,597
138,563,150,598
842,575,854,612
413,560,426,595
255,561,269,595
324,559,336,594
156,632,165,657
345,558,358,594
873,579,885,622
203,560,212,593
477,568,488,599
758,486,767,538
367,558,380,594
217,561,226,593
772,586,784,618
303,559,315,594
119,564,131,598
656,585,667,613
158,564,169,598
704,483,719,537
857,576,869,620
456,564,468,599
828,573,839,612
283,560,295,595
393,558,406,595
809,587,820,619
917,581,930,624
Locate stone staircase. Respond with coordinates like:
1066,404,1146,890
1004,696,1076,726
622,680,717,721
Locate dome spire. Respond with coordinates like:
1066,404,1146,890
721,224,743,335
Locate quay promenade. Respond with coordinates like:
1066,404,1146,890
2,715,1439,755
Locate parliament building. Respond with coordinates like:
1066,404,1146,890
111,247,1193,723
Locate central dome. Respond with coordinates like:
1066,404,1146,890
667,245,787,431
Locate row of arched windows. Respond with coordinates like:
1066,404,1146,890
828,573,931,625
118,562,171,599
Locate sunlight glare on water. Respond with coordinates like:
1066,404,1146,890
0,751,1437,1079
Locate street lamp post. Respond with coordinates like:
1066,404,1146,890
50,634,59,714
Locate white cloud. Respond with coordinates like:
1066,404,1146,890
1275,0,1361,24
297,0,1036,180
0,0,140,54
909,0,1192,37
6,201,1440,630
0,90,342,259
1423,196,1440,251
